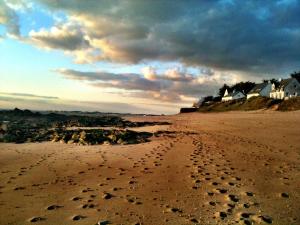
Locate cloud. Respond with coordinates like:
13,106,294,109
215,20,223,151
55,68,131,82
0,93,178,114
0,92,59,99
2,0,299,109
55,67,238,102
56,68,162,92
0,1,20,37
19,0,299,75
29,23,90,51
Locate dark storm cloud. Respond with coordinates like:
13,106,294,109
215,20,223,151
2,0,299,74
29,0,300,74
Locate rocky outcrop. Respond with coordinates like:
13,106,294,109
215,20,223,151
0,127,152,145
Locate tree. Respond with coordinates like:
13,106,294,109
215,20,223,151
213,96,222,102
218,82,255,97
203,96,213,102
231,81,255,94
218,84,231,97
291,71,300,83
263,78,280,88
199,96,214,106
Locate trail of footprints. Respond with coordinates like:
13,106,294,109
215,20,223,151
60,136,185,223
3,152,56,191
188,135,274,224
2,131,294,224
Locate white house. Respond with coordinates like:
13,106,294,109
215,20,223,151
222,89,245,102
270,78,300,99
247,82,272,99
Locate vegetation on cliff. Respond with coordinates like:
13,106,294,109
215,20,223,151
196,96,300,112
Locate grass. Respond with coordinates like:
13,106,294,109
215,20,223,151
197,96,300,112
277,97,300,111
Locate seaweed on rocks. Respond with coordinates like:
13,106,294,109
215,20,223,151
0,108,167,145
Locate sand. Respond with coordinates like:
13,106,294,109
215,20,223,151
0,111,299,225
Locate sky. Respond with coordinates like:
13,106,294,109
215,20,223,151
0,0,299,114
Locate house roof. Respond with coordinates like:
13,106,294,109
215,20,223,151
223,90,244,97
270,78,300,93
232,91,245,97
278,78,293,89
248,83,268,94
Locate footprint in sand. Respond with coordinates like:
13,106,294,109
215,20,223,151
96,220,110,225
228,194,239,202
245,192,254,197
218,211,227,220
72,215,86,221
102,192,114,200
46,205,63,210
82,203,95,209
14,186,26,191
72,197,83,201
260,215,273,224
82,188,93,193
29,217,46,223
281,192,289,198
209,201,217,206
216,188,228,194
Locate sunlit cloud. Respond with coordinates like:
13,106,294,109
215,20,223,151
29,22,89,50
54,67,239,102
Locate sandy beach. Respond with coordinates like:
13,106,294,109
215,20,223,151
0,111,299,225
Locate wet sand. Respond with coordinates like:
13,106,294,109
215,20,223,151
0,111,299,225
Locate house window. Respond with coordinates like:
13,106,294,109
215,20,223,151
286,92,289,96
